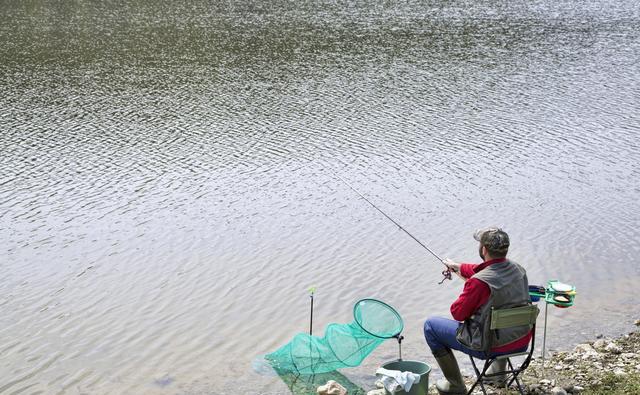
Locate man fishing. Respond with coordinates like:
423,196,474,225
423,228,532,395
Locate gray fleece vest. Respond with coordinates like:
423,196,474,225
455,260,531,352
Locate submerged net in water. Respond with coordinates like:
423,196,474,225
266,298,403,374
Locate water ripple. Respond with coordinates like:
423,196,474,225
1,0,640,393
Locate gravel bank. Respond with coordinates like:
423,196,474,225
427,320,640,394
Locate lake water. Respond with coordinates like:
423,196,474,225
1,1,639,394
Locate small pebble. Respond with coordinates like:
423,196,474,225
540,379,552,386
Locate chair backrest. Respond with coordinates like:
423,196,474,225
490,305,539,330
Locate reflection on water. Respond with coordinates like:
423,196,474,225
1,0,639,393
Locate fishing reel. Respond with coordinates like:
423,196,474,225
438,268,452,284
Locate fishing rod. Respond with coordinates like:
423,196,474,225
331,171,452,284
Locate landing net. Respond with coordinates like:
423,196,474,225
266,299,403,374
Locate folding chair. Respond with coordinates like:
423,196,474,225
467,304,539,395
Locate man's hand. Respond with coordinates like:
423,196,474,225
443,258,465,280
443,258,460,272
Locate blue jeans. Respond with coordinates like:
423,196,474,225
424,316,526,359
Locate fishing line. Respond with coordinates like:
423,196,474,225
329,170,452,284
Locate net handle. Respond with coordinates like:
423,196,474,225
352,298,404,339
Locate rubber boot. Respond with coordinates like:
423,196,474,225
434,349,467,395
482,359,507,386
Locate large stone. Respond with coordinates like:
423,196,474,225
605,342,623,354
550,386,567,395
574,343,602,360
574,344,594,354
573,343,601,361
583,353,599,361
613,368,627,377
592,339,607,350
317,380,347,395
573,385,585,393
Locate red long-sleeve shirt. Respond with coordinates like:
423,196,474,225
451,258,532,353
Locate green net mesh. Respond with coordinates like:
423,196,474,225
266,299,403,374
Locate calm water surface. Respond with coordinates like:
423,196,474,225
1,1,639,394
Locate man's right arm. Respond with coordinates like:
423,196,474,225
450,279,491,321
459,263,478,279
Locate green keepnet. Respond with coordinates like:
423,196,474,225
266,299,403,374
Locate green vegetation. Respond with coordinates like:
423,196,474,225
583,372,640,395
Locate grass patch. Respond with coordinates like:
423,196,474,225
583,372,640,395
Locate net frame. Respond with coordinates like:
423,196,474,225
352,298,404,339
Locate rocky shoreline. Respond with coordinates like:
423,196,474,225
429,320,640,395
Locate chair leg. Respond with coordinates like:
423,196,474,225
466,357,481,394
505,358,526,395
476,375,488,395
506,359,516,387
467,357,491,395
513,375,525,395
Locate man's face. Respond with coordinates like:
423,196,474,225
478,244,485,261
